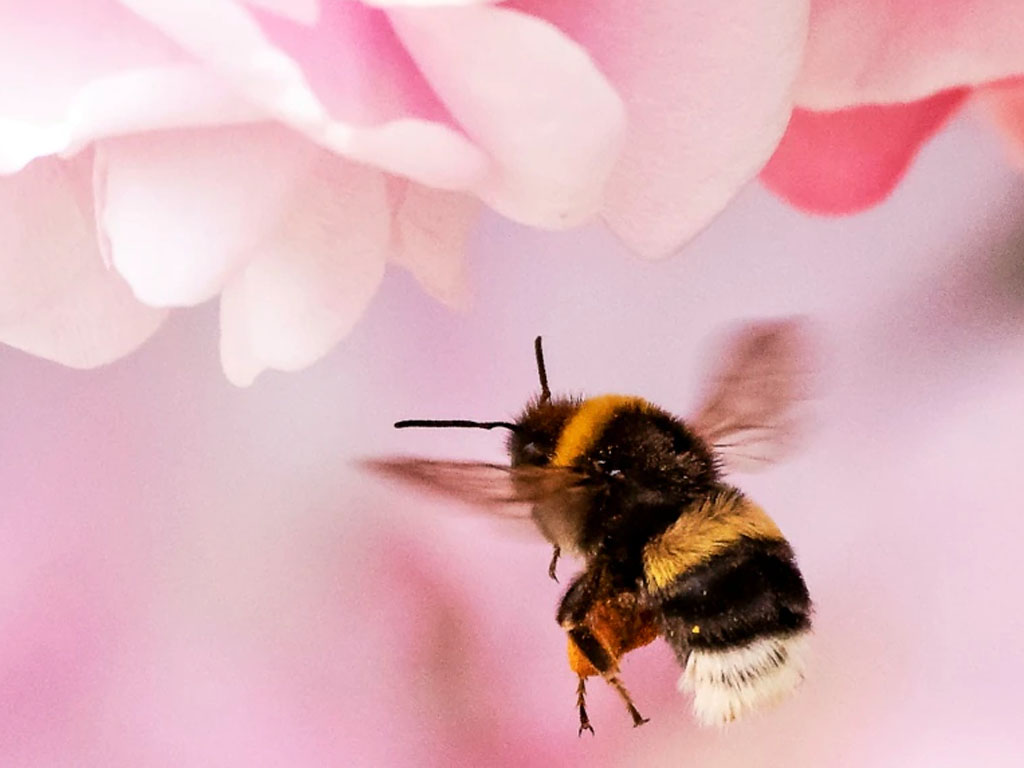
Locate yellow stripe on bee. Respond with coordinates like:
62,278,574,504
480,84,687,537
643,490,785,592
551,394,650,467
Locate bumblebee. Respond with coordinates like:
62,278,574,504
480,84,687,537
369,321,813,733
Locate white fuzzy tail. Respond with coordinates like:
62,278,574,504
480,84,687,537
679,631,809,727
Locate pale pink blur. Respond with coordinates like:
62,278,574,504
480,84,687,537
3,111,1024,766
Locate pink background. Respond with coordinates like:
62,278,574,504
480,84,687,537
3,112,1024,766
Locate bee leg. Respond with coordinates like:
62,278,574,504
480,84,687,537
557,570,601,626
607,675,650,728
576,677,594,736
548,546,561,582
567,627,648,728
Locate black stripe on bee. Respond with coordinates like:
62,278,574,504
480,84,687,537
657,536,812,652
568,627,616,675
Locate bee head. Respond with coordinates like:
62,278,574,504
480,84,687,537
507,336,579,467
508,396,580,467
395,336,570,464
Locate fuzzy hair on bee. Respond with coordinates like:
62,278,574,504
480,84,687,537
367,320,814,734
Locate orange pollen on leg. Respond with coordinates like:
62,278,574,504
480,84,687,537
568,636,600,678
566,597,661,679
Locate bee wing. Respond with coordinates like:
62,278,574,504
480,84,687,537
689,318,814,473
362,458,592,549
363,458,572,509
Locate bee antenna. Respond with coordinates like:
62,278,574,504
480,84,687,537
394,419,520,432
534,336,551,403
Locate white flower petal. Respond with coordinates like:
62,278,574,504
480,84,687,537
0,153,166,367
524,0,809,257
97,124,321,308
118,0,488,190
389,5,625,228
797,0,1024,109
219,157,390,386
389,182,478,309
0,1,256,171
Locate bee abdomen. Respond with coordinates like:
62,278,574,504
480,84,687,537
643,489,812,726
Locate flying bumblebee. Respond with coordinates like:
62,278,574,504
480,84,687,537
368,320,813,734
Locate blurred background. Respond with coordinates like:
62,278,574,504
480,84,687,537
3,111,1024,767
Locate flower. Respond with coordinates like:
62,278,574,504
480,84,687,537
0,0,807,383
760,0,1024,212
3,1,1024,384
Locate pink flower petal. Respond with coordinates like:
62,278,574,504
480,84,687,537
388,181,479,309
518,0,809,257
364,1,497,6
976,78,1024,171
243,0,319,23
759,89,968,214
798,0,1024,109
120,0,488,190
219,157,390,386
0,153,166,367
0,0,257,172
96,124,322,308
388,5,625,228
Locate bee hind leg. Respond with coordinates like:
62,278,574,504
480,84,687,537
576,677,594,735
567,626,649,730
607,675,650,728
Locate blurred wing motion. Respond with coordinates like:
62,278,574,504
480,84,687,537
690,318,814,473
362,458,591,550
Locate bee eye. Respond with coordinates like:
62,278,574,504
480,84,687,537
522,442,545,461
